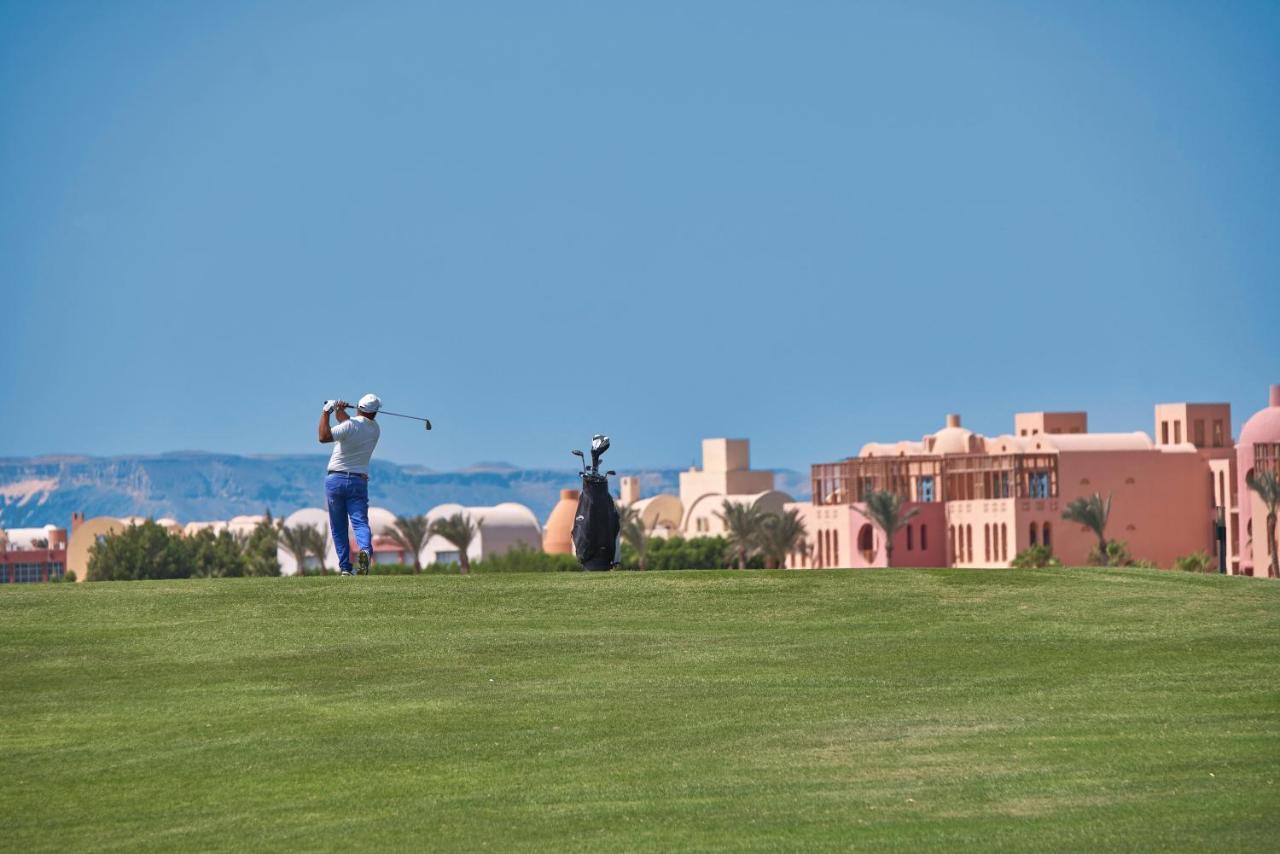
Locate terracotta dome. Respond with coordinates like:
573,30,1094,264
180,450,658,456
930,427,974,455
543,489,579,555
1239,385,1280,446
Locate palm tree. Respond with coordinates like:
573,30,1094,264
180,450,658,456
1246,471,1280,579
279,523,324,575
758,509,809,569
715,500,769,569
386,513,431,573
304,525,330,574
429,512,480,574
861,490,919,567
619,505,652,570
1062,492,1112,566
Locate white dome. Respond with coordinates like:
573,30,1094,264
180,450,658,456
420,503,542,566
367,507,398,537
283,508,330,530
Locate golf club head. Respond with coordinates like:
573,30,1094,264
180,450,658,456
424,419,432,430
591,434,610,456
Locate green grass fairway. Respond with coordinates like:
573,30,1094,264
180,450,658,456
2,569,1278,851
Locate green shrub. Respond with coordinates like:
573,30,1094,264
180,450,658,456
368,563,417,576
1088,540,1136,567
625,536,741,571
405,547,581,574
1009,545,1061,569
472,546,581,573
300,565,335,576
88,520,191,581
1174,552,1215,573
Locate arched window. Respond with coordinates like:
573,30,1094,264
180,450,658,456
907,525,914,551
966,525,974,563
1042,522,1052,549
832,531,840,566
984,524,991,562
1030,521,1039,546
1001,523,1008,562
949,525,956,563
857,524,874,562
921,524,928,551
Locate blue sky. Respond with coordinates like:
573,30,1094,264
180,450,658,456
3,1,1278,471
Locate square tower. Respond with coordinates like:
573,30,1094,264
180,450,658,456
1154,403,1232,449
1015,412,1088,437
679,438,775,509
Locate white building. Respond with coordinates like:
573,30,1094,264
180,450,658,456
420,503,542,567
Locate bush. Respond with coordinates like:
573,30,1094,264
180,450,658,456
187,529,248,578
1009,545,1061,569
88,520,191,581
1088,540,1137,567
472,546,581,573
623,536,742,571
402,547,580,574
368,563,416,576
1174,552,1216,573
300,565,336,576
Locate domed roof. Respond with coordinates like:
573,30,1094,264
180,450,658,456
367,507,397,537
930,426,975,455
1240,386,1280,446
283,508,330,531
632,494,684,532
543,489,579,554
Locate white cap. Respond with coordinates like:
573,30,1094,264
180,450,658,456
357,393,382,414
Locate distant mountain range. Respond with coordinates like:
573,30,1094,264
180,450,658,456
0,453,811,529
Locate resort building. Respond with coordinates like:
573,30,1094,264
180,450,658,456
595,438,793,541
420,503,542,567
1237,385,1280,576
798,400,1239,571
0,523,68,583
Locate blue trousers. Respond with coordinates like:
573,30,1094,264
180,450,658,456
325,473,371,572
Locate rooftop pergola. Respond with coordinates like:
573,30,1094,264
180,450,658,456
812,453,1060,507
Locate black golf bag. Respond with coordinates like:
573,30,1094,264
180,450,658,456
570,434,620,571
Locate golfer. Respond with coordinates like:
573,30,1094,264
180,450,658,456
319,394,381,576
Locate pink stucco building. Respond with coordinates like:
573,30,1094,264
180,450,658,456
792,397,1248,572
1237,385,1280,577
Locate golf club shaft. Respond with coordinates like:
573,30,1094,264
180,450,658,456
325,401,432,427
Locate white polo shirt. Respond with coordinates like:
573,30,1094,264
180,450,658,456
328,415,381,475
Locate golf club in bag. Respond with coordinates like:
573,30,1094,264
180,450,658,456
570,434,620,571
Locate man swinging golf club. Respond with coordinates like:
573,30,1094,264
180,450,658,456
319,394,381,576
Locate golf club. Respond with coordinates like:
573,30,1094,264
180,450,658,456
324,401,432,430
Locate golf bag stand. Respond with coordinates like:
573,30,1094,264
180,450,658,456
571,434,620,571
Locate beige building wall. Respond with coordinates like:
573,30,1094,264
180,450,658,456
1015,412,1087,437
66,517,126,581
678,439,775,518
